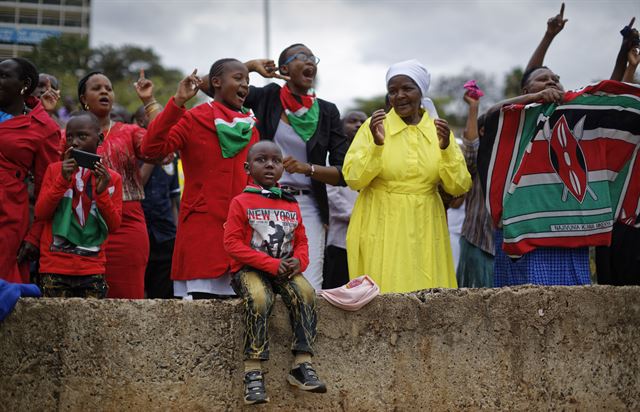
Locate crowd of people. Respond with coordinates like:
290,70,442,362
1,4,639,405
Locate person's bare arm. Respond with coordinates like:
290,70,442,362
525,3,568,73
463,93,480,142
486,88,564,118
282,158,342,186
612,18,639,81
623,47,640,82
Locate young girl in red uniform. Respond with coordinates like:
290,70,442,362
224,141,325,405
142,59,258,299
36,112,122,297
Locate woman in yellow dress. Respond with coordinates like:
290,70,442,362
343,60,471,293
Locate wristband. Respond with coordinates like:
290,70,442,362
306,163,315,177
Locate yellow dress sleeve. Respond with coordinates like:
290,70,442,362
343,118,385,191
438,132,472,196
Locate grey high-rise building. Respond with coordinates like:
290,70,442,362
0,0,91,59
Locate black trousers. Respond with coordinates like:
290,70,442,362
322,245,349,289
144,235,175,298
595,223,640,286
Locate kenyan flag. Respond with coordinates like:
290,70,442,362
478,80,640,257
51,168,108,255
279,84,320,142
211,101,258,158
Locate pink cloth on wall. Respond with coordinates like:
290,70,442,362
318,275,380,311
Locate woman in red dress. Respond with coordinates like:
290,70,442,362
76,71,159,298
0,58,60,283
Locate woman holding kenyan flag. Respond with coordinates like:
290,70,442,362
142,59,259,299
241,44,349,290
477,6,640,287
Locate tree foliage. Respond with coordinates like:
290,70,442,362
348,66,525,132
26,35,187,115
503,67,524,98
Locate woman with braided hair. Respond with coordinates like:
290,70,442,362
74,70,159,298
143,59,259,299
0,57,60,283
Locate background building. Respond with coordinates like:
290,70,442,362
0,0,90,59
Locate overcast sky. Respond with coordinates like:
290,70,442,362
91,0,639,112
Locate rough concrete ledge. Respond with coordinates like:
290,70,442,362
0,285,638,411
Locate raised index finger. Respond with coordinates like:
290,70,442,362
630,17,636,28
139,68,146,80
559,2,565,18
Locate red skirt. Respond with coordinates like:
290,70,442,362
0,168,30,283
104,201,149,299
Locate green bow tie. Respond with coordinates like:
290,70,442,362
243,186,283,198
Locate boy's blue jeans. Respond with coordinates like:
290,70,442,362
232,268,317,361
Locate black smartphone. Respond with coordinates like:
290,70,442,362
70,148,101,170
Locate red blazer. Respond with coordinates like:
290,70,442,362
142,98,257,280
36,162,123,275
0,97,61,283
224,191,309,276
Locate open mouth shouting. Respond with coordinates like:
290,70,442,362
236,88,248,105
98,96,111,107
302,66,316,83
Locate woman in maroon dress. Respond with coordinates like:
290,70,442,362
75,71,159,298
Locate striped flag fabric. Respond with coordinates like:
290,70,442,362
210,101,258,159
478,80,640,257
51,167,109,256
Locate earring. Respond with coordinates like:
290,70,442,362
83,104,89,111
20,87,27,95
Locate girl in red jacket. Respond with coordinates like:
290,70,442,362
142,59,258,299
224,141,325,405
36,112,122,298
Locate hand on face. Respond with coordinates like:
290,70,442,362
280,46,317,94
534,88,564,105
174,69,203,107
546,3,568,36
250,59,290,81
369,109,386,146
434,119,451,150
40,77,60,113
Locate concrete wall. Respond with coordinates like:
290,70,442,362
1,285,638,411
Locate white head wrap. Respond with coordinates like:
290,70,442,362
385,59,439,119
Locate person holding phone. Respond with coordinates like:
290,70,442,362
75,69,159,298
35,111,122,297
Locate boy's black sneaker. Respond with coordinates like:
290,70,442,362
287,362,327,393
243,370,269,405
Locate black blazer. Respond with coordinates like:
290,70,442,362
245,83,348,224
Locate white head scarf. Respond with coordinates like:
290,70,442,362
385,59,439,119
